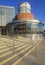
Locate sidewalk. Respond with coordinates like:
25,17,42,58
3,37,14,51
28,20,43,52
17,39,45,65
35,39,45,65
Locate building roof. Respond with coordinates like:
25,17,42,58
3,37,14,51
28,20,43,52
0,5,14,8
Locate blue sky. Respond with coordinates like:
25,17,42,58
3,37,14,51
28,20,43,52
0,0,45,29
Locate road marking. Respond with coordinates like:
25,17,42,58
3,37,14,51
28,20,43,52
0,42,26,49
13,46,36,65
0,43,31,58
0,48,10,53
0,45,8,48
0,51,12,58
0,39,34,53
0,41,29,53
0,40,33,57
0,43,34,65
1,36,40,64
12,41,41,65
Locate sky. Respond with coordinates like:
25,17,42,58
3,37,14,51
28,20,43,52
0,0,45,28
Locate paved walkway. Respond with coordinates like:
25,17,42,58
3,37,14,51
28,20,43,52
0,36,45,65
0,36,39,65
35,39,45,65
17,38,45,65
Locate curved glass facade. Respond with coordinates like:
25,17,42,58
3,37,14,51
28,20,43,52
6,20,44,35
26,22,44,34
6,20,44,40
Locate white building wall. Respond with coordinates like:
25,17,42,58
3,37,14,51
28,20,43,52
0,5,15,26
